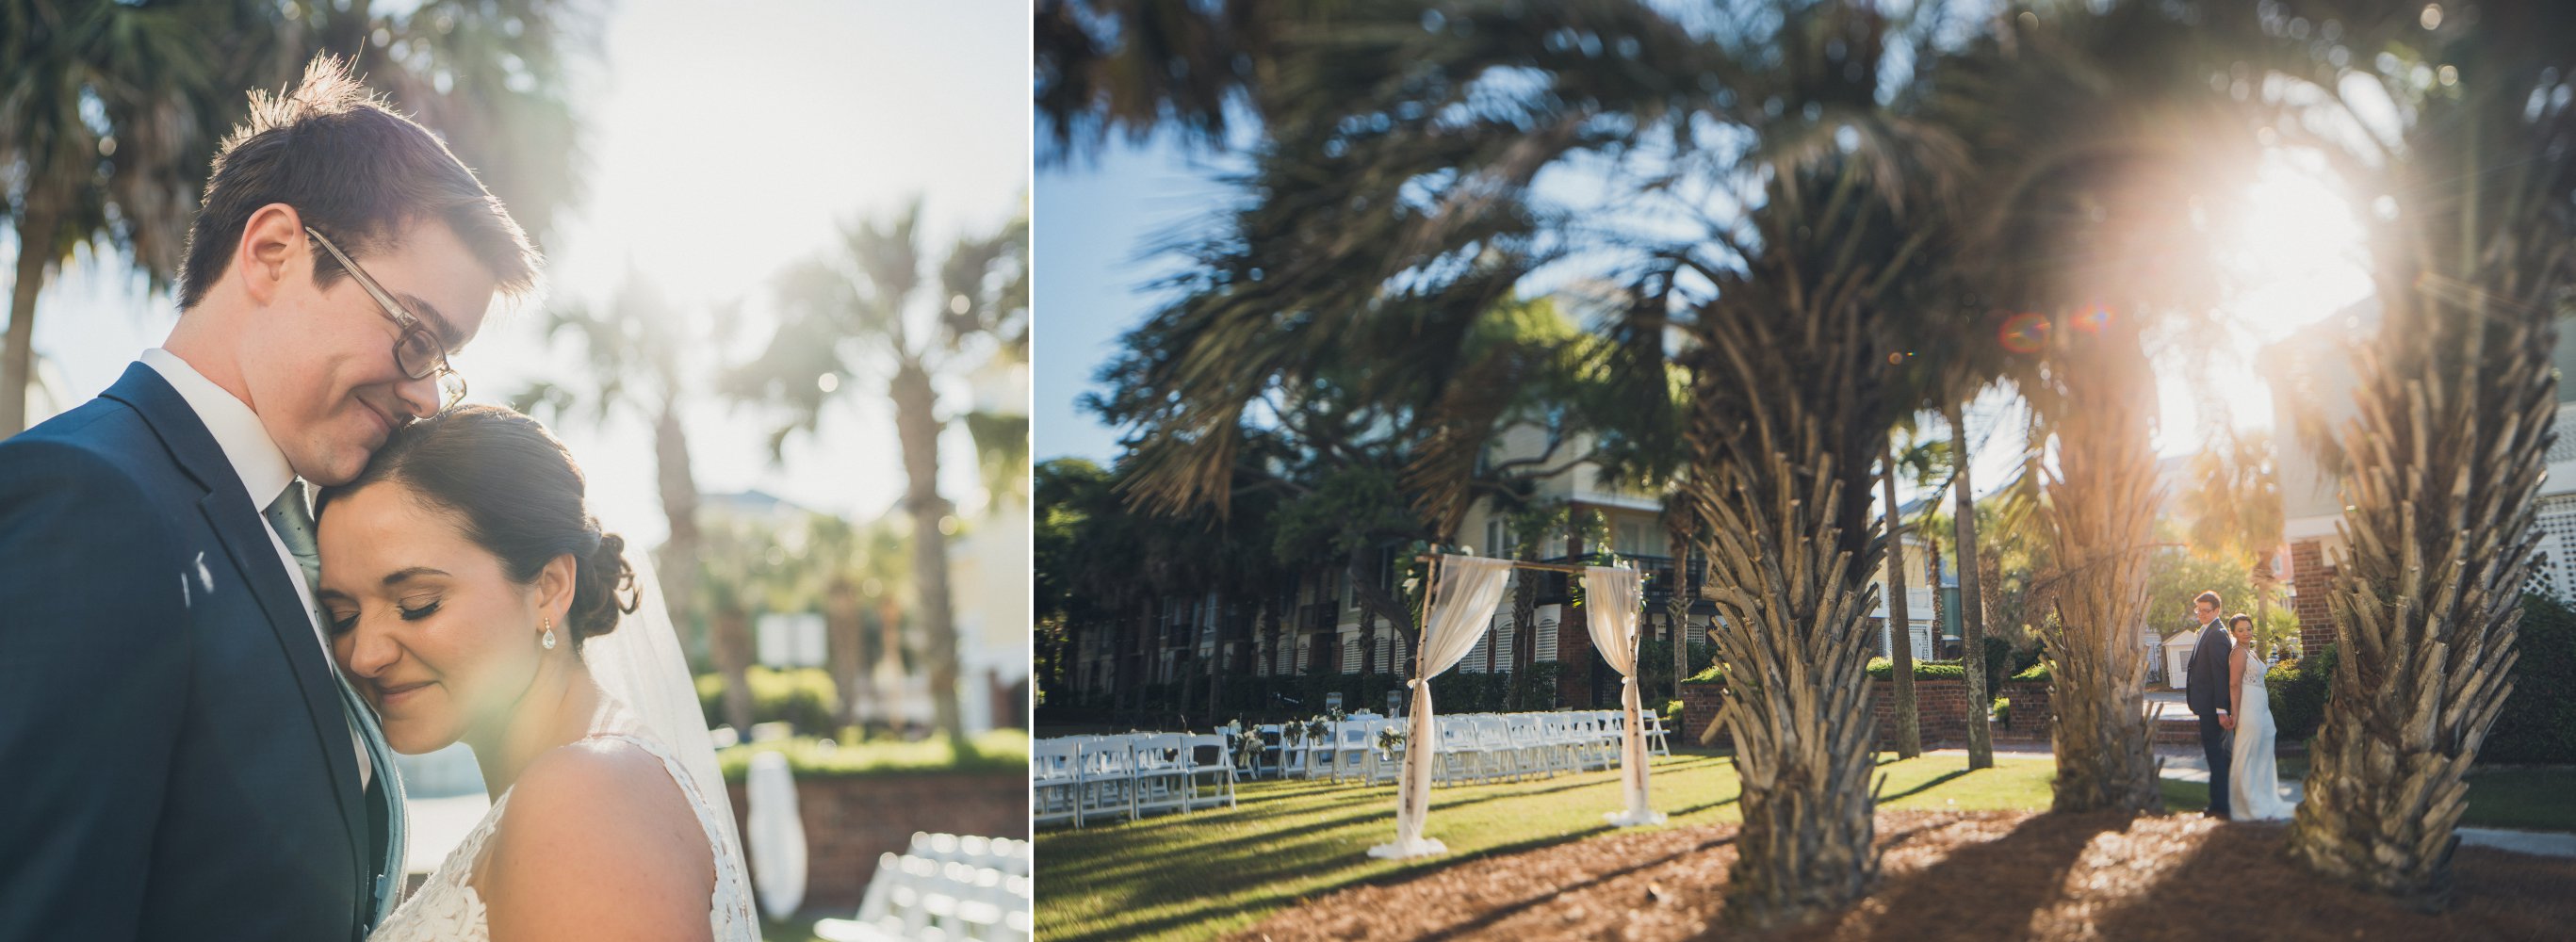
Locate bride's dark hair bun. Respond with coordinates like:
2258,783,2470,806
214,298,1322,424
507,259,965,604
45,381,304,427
318,404,638,649
567,530,639,641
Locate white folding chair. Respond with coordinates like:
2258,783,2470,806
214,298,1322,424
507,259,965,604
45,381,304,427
1032,739,1080,829
1184,732,1238,810
1332,720,1378,784
1130,733,1192,817
1073,737,1138,826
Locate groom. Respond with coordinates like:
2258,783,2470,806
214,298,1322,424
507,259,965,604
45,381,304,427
2184,590,2237,820
0,59,539,941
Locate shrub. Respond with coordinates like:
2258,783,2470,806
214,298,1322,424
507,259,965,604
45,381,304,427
1661,698,1684,722
1866,658,1967,681
2011,660,2052,684
696,667,840,736
718,728,1029,782
1508,662,1565,710
2268,644,2335,743
2485,594,2576,764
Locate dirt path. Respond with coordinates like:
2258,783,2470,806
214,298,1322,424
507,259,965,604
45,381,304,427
1231,810,2576,941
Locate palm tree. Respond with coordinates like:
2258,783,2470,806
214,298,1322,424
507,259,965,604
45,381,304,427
691,512,803,737
3,0,236,434
2,0,593,435
513,272,726,730
1061,2,1979,926
2268,0,2576,905
1939,402,1998,771
1921,0,2277,813
728,201,1029,751
1877,443,1922,759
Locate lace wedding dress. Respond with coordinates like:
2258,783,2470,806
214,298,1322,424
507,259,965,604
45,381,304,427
367,709,758,940
2229,649,2297,821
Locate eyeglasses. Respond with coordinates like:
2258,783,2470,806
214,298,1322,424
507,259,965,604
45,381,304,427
304,226,467,412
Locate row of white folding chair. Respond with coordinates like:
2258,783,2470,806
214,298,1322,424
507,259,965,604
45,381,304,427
910,832,1033,878
1030,739,1081,828
818,852,1033,942
1034,733,1235,827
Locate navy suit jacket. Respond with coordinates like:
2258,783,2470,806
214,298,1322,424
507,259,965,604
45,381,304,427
0,364,380,942
2185,619,2235,718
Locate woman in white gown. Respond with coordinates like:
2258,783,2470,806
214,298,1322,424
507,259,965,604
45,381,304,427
315,406,756,940
2226,613,2297,821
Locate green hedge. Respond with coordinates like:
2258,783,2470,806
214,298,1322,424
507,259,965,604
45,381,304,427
2267,645,2335,743
1866,658,1967,681
2011,661,2051,684
2486,594,2576,764
696,667,839,736
717,728,1029,782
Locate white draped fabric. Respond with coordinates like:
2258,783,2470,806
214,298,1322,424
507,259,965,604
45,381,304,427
746,751,808,919
1368,555,1515,859
1582,565,1663,826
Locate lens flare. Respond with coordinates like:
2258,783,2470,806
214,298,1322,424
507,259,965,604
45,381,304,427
1999,312,2050,353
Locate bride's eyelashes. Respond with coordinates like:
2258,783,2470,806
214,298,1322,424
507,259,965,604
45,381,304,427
320,597,442,634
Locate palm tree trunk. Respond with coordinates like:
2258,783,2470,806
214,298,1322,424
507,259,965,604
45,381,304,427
2035,319,2160,814
826,580,865,730
3,209,57,436
1945,402,1995,770
1881,446,1923,759
875,598,906,733
2285,98,2557,904
890,360,966,750
711,608,757,736
1682,300,1885,929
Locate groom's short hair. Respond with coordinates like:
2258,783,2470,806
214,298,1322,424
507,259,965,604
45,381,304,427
2194,590,2222,609
175,56,541,310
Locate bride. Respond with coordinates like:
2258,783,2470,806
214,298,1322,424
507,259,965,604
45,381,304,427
314,405,756,940
2226,613,2297,821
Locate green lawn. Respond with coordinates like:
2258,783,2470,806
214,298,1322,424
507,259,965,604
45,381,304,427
1035,750,2062,942
2160,755,2576,832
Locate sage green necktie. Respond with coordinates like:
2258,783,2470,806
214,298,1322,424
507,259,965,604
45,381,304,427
262,479,408,927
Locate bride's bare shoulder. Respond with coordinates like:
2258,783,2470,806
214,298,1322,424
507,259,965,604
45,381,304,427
483,739,716,940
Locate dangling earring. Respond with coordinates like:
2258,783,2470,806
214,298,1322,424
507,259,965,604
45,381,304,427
541,618,559,651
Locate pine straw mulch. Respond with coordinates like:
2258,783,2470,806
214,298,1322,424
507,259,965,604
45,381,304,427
1229,810,2576,942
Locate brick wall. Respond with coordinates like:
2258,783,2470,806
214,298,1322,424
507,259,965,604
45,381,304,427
2291,538,2337,657
1997,679,2052,743
1681,681,1730,748
726,771,1028,912
1873,677,1976,749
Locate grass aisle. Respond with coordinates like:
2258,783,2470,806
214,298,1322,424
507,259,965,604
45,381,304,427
1035,751,2062,942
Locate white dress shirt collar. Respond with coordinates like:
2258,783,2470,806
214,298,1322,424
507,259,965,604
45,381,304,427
139,348,297,510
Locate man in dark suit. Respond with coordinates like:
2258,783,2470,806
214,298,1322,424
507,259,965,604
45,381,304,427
0,58,539,942
2184,590,2237,819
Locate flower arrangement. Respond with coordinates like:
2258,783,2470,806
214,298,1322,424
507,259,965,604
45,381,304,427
1377,726,1405,754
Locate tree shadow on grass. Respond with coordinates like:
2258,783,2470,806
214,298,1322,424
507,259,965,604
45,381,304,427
1872,770,1966,804
1057,755,1736,881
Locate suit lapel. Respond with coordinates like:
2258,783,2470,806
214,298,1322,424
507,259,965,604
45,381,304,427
103,365,373,876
